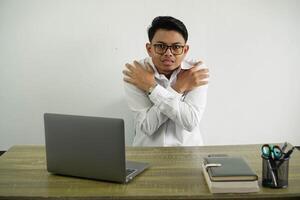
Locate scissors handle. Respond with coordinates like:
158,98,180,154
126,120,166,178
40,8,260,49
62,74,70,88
261,144,282,160
272,145,283,160
261,144,272,158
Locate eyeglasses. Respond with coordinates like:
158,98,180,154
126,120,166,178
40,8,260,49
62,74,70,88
153,43,185,55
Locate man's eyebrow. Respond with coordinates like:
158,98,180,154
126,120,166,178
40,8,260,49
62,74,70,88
155,41,184,45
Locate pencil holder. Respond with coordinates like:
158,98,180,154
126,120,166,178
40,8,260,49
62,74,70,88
262,156,289,188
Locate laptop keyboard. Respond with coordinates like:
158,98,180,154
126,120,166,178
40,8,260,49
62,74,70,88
126,168,137,176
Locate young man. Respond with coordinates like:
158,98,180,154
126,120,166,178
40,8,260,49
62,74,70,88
123,16,209,146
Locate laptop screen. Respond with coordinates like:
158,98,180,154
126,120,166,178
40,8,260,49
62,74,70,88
44,113,127,182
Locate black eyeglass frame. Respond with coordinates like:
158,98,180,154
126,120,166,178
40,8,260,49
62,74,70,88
152,43,186,55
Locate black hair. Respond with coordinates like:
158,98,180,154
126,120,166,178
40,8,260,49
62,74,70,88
147,16,188,42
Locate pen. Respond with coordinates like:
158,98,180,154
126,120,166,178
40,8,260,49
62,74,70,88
277,146,295,168
281,142,288,153
283,147,295,159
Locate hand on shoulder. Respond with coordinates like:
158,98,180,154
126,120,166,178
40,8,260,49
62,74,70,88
123,60,156,93
172,60,209,93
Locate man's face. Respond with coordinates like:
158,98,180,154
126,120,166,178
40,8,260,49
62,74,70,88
146,29,189,77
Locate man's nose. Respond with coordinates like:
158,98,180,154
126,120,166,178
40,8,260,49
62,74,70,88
164,47,173,56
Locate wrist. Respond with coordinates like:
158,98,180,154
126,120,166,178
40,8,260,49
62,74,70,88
147,83,157,95
172,84,185,94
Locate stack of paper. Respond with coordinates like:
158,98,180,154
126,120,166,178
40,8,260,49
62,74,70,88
202,156,260,193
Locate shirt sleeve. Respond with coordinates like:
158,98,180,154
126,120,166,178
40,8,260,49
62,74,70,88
149,84,208,132
123,82,168,136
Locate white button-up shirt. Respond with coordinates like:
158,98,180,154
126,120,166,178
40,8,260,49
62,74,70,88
124,57,208,146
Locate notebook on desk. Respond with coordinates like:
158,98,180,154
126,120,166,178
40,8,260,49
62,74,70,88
204,156,258,181
202,156,259,193
44,113,149,183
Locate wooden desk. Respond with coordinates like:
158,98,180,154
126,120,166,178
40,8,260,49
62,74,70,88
0,144,299,199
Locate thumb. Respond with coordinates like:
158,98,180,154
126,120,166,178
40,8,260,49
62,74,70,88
177,68,187,76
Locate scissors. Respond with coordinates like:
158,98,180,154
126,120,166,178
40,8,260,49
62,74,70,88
261,144,283,160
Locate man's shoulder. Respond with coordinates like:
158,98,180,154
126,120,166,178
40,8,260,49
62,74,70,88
137,57,157,73
181,58,199,70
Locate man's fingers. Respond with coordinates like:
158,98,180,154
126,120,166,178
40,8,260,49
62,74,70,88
193,60,203,67
189,66,201,72
197,81,209,86
125,63,135,71
195,68,209,73
190,66,209,73
133,60,143,68
123,77,130,82
195,71,209,79
122,70,133,77
129,61,154,74
123,77,134,84
199,68,209,73
145,62,154,73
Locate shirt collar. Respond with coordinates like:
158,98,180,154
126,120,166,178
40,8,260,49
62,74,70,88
146,57,190,80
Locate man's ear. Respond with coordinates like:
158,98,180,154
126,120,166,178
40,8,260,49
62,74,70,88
184,45,189,54
146,43,152,56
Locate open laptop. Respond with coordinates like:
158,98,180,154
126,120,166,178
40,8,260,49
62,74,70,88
44,113,149,183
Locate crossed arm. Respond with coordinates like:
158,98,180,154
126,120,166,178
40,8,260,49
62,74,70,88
123,61,209,94
123,60,209,135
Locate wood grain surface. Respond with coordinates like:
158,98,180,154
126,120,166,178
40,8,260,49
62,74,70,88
0,144,299,200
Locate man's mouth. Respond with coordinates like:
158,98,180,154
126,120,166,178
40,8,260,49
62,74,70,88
162,59,174,66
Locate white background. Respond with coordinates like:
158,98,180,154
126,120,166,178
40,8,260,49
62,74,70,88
1,0,299,150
